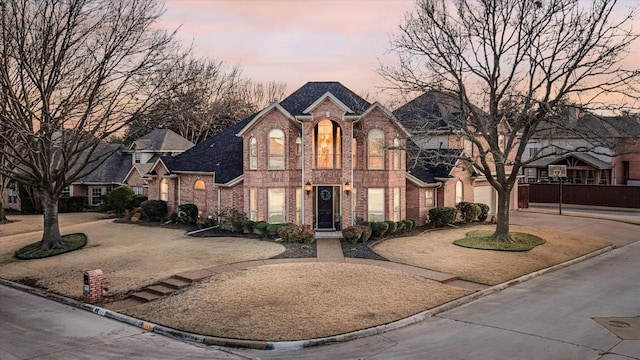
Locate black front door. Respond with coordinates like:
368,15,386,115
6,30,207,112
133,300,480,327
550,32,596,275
317,186,334,229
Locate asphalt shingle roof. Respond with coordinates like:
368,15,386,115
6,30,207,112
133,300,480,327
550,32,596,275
406,140,459,183
279,82,371,116
77,144,131,183
129,129,194,152
163,114,257,184
393,91,465,134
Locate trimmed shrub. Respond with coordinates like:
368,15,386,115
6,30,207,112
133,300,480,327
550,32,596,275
370,221,390,238
428,207,457,227
177,204,198,224
457,202,481,223
342,225,363,244
254,221,268,235
384,220,398,235
266,223,288,238
131,195,148,208
241,220,256,234
232,220,244,233
358,224,372,242
216,207,247,231
141,200,168,222
477,203,490,222
396,221,406,232
277,224,315,243
58,196,86,213
402,220,413,231
107,186,134,215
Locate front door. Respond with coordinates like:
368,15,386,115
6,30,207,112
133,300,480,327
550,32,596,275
316,186,334,229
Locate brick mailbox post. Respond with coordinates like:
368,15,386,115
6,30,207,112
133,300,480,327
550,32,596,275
83,269,104,304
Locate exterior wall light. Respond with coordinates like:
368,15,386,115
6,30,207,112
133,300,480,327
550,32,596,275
344,181,351,194
305,181,312,194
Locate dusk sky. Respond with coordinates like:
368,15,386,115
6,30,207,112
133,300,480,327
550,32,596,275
159,0,640,105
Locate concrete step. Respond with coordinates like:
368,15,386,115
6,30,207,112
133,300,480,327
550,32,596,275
161,277,192,289
146,284,176,296
130,290,162,302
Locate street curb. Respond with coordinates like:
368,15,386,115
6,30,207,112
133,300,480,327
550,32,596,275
0,245,613,351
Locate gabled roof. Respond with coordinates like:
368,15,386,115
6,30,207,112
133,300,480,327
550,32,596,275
76,144,131,184
128,129,194,152
123,163,154,183
279,82,371,116
406,140,460,184
393,90,465,134
162,114,257,184
525,152,612,169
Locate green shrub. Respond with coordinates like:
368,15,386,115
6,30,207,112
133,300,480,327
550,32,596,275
232,220,244,233
342,225,363,244
396,221,406,232
456,202,481,222
358,224,372,242
402,219,413,230
131,195,148,208
255,221,268,234
370,221,390,238
428,207,457,227
58,196,86,213
107,186,134,215
140,200,168,222
241,220,256,233
384,220,398,235
216,207,247,231
278,224,315,243
177,204,198,224
477,203,490,222
266,223,287,238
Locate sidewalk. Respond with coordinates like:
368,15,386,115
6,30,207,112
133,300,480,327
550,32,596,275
523,203,640,225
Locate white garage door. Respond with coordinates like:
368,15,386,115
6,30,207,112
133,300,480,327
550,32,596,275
474,185,494,214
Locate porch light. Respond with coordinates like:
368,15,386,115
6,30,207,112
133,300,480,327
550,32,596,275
344,181,351,194
305,181,312,194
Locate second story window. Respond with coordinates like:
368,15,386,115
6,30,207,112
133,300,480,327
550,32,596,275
249,137,257,170
295,136,302,169
393,138,401,170
315,120,341,169
268,129,285,170
368,129,384,169
134,151,141,164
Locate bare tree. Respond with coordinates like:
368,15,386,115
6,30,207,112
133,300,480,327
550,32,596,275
381,0,640,241
125,58,287,144
0,0,180,249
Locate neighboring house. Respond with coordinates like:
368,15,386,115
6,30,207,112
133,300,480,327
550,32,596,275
522,111,640,185
71,129,194,206
146,82,518,227
394,90,519,224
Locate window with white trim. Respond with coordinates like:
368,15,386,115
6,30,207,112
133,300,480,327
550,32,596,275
425,189,434,206
160,179,169,201
393,187,401,221
91,187,103,206
7,182,18,204
295,188,302,224
132,186,144,195
368,129,384,169
455,180,463,204
249,188,258,221
268,188,285,223
295,136,302,169
268,129,285,169
393,138,401,170
368,188,384,222
249,137,258,170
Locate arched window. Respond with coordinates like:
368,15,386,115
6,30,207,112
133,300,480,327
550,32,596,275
194,180,206,190
268,129,285,169
249,137,257,170
368,129,384,169
160,178,169,201
295,136,302,169
315,120,341,169
455,180,463,204
393,137,401,170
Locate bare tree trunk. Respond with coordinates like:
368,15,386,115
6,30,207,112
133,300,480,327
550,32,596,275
40,191,63,250
492,188,513,242
0,198,7,223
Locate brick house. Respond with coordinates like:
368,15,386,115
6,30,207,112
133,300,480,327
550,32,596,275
146,82,517,227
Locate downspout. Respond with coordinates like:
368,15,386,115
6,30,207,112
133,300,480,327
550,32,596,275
350,119,355,226
301,120,305,224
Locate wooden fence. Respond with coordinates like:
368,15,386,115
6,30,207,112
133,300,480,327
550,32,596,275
528,183,640,209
